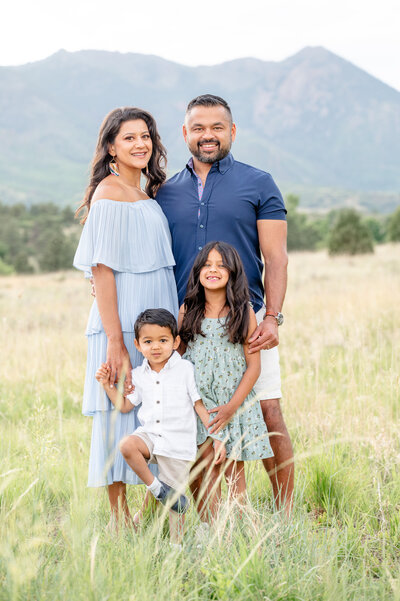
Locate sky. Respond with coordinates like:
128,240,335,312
1,0,399,91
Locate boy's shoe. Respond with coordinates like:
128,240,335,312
155,481,190,514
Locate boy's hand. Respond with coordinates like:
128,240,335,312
208,404,235,434
213,440,226,465
95,363,111,385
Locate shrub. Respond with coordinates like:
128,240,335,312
328,209,374,255
387,206,400,242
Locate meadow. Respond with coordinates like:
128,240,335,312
0,245,399,601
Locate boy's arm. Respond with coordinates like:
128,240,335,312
96,364,135,413
208,309,261,434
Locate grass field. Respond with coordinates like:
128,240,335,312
1,245,399,600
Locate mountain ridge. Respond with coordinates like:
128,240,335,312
0,47,399,212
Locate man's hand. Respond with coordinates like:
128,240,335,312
213,440,226,465
248,317,279,353
208,403,235,434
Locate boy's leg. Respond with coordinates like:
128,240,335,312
119,435,153,485
169,511,185,544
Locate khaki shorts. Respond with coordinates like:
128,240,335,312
133,431,191,491
252,307,282,400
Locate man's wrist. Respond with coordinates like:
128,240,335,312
263,311,284,326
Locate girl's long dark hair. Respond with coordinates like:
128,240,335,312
180,241,250,345
75,107,167,224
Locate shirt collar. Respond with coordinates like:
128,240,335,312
186,152,234,175
140,350,182,374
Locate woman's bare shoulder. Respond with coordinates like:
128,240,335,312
91,176,125,204
92,176,149,204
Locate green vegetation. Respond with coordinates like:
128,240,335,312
327,208,374,255
0,203,80,274
387,205,400,241
0,199,399,275
0,247,399,600
286,196,399,255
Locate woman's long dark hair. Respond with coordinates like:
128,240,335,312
75,107,167,223
180,241,250,345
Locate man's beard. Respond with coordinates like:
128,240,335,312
189,139,231,164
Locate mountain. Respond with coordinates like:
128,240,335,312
0,47,399,212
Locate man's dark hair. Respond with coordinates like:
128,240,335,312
186,94,232,121
134,308,178,339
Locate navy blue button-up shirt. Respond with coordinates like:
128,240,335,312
156,153,286,313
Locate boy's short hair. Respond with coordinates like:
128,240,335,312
134,308,178,339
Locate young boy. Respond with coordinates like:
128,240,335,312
95,308,225,542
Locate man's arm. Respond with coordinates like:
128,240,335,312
248,219,288,353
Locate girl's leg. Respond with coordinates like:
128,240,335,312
224,460,246,502
190,438,222,523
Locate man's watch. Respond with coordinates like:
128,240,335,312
264,311,284,326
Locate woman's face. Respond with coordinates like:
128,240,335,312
109,119,153,171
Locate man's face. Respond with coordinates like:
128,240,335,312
183,105,236,164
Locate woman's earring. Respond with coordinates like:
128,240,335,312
109,155,119,176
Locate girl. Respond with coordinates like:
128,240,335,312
179,241,274,521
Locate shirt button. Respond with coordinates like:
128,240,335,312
156,400,160,404
198,246,202,250
200,224,204,228
201,202,205,205
156,381,160,384
156,420,160,423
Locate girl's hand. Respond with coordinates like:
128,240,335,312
106,339,133,390
95,363,111,386
213,440,226,464
208,404,235,434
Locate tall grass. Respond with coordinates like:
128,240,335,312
1,245,399,600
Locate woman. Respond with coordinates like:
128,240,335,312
74,107,178,526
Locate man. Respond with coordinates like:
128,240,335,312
156,94,294,514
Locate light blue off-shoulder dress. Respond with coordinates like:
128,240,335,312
73,198,178,486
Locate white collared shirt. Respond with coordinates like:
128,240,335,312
127,351,201,461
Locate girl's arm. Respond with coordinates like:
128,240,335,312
92,263,132,389
177,304,187,355
95,364,135,413
194,400,226,464
208,309,261,434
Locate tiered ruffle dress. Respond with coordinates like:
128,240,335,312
184,318,274,461
74,198,178,486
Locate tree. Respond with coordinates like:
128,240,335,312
328,209,374,255
38,226,77,272
387,206,400,241
286,194,323,251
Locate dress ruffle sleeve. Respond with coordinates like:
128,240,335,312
73,198,175,277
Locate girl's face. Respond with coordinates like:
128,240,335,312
199,248,230,291
109,119,153,172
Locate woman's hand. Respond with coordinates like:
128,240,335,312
208,403,235,434
106,338,132,390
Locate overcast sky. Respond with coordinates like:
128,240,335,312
2,0,399,90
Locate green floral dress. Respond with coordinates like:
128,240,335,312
184,317,274,461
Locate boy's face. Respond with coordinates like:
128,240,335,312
134,324,180,370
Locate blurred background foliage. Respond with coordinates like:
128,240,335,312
1,197,399,275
